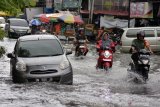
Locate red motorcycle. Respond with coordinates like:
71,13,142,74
96,41,115,71
96,47,113,70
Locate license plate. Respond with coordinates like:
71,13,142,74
103,59,111,61
41,78,47,82
19,33,24,36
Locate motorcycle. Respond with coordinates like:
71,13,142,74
96,46,113,71
127,49,150,83
75,40,88,58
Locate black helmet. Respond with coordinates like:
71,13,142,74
137,30,145,39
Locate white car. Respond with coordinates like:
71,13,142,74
0,17,6,30
120,27,160,53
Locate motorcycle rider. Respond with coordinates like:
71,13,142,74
74,28,89,56
130,30,153,70
96,32,115,68
96,32,115,52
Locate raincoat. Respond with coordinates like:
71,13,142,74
96,34,115,50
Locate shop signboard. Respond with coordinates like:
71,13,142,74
130,2,153,18
94,0,128,11
62,0,79,9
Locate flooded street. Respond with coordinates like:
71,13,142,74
0,38,160,107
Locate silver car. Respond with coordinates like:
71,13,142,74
120,27,160,53
7,34,73,85
6,18,31,38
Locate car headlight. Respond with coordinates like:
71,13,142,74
141,60,149,65
59,60,70,70
104,51,111,58
10,28,14,32
16,61,26,71
27,29,31,33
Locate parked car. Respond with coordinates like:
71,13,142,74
7,34,73,85
6,18,31,38
120,27,160,53
0,17,6,30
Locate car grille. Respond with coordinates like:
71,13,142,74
30,69,58,74
16,30,27,34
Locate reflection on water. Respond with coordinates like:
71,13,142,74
129,85,152,95
109,85,153,95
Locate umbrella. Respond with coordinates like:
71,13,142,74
34,13,62,23
40,14,50,23
58,14,84,24
30,19,41,26
58,14,75,23
74,15,84,24
46,13,63,22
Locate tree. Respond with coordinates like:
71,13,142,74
0,0,36,16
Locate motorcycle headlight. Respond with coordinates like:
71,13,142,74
42,29,46,33
59,60,70,70
27,29,31,33
16,61,26,72
141,60,149,65
10,28,14,32
104,51,111,58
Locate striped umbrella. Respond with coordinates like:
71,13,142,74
58,14,75,24
74,15,84,24
46,13,63,22
58,14,84,24
30,19,41,26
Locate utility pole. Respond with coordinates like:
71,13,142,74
90,0,94,23
88,0,91,23
128,0,131,28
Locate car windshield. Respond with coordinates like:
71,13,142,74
17,39,63,57
10,19,28,27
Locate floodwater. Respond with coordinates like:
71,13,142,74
0,37,160,107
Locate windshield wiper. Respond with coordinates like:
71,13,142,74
30,55,49,57
49,53,63,56
31,54,63,57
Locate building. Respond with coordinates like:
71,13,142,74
35,0,80,13
80,0,160,27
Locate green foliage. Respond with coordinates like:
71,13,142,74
0,0,36,16
0,28,5,40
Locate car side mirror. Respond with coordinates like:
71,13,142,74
7,53,15,58
65,49,72,55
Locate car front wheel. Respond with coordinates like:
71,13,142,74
12,70,26,83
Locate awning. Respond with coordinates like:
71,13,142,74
80,10,89,14
80,10,128,16
93,10,128,16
